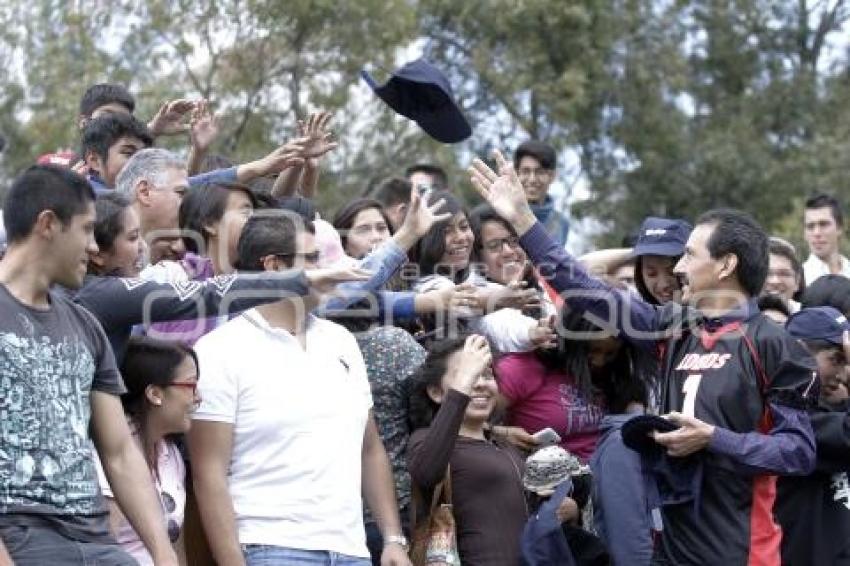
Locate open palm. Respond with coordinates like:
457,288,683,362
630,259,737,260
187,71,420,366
469,150,532,226
298,111,338,161
401,188,451,238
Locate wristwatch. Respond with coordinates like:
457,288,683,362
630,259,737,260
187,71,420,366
384,534,409,551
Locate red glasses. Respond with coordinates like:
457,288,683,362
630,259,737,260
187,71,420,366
167,382,199,394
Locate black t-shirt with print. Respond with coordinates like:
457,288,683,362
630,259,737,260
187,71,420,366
0,285,124,542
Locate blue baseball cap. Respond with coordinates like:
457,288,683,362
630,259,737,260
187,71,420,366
632,217,692,258
361,58,472,144
786,306,850,345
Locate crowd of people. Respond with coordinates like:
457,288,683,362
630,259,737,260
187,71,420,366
0,80,849,566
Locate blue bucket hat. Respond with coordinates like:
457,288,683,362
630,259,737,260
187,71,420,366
786,306,850,346
632,217,692,258
361,58,472,144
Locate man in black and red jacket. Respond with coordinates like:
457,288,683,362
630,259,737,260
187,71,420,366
469,151,818,566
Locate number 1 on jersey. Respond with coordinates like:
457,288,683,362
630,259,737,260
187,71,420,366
682,374,702,418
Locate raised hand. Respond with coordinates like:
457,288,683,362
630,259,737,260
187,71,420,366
297,111,338,162
396,187,451,243
256,138,308,176
446,334,492,395
189,100,220,152
491,281,541,311
148,99,196,137
469,150,536,234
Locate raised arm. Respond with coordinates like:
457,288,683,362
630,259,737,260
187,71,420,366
187,100,219,176
468,150,663,345
271,111,338,199
408,336,491,488
321,188,449,313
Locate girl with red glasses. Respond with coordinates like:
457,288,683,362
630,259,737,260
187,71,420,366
94,337,200,565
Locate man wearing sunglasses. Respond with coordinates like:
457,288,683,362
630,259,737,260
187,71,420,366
189,214,410,566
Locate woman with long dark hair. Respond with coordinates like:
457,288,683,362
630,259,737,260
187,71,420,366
495,307,656,461
469,204,557,353
332,198,395,260
94,337,200,565
408,335,528,565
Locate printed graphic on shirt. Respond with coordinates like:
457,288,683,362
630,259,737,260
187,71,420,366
558,383,604,435
674,352,732,371
0,316,99,515
120,274,238,301
832,472,850,511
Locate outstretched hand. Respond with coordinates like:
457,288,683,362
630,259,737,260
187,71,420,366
400,187,451,239
297,111,338,162
148,99,196,137
190,100,220,152
469,150,536,234
304,266,373,295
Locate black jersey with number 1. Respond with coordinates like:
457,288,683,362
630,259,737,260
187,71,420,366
655,305,816,565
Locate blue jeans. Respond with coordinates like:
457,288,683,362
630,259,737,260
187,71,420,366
0,525,137,565
242,545,371,566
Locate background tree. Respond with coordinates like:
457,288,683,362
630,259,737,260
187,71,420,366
1,0,849,246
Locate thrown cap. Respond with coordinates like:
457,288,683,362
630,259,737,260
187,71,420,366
522,446,588,494
632,217,692,258
361,58,471,144
786,306,850,346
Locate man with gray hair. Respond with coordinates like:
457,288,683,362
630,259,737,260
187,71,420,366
116,148,192,263
117,138,305,264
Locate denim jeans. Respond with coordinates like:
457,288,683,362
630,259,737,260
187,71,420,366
242,545,371,566
0,525,137,565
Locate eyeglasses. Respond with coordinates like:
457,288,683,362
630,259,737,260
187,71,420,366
482,236,521,253
517,167,552,181
767,269,796,279
167,381,198,394
272,251,321,264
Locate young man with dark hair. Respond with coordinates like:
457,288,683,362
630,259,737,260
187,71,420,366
780,306,850,564
80,113,154,193
470,151,817,566
803,193,850,284
513,140,570,247
372,177,413,231
0,166,177,565
78,83,136,127
77,82,196,139
189,214,410,566
405,163,448,192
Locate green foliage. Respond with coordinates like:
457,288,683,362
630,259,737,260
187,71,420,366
1,0,849,242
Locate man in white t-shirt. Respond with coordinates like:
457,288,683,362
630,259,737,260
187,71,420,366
189,213,410,566
803,193,850,285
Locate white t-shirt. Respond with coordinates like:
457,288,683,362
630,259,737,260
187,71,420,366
803,253,850,286
192,310,373,557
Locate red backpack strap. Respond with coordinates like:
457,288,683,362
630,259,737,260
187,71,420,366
739,330,772,432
